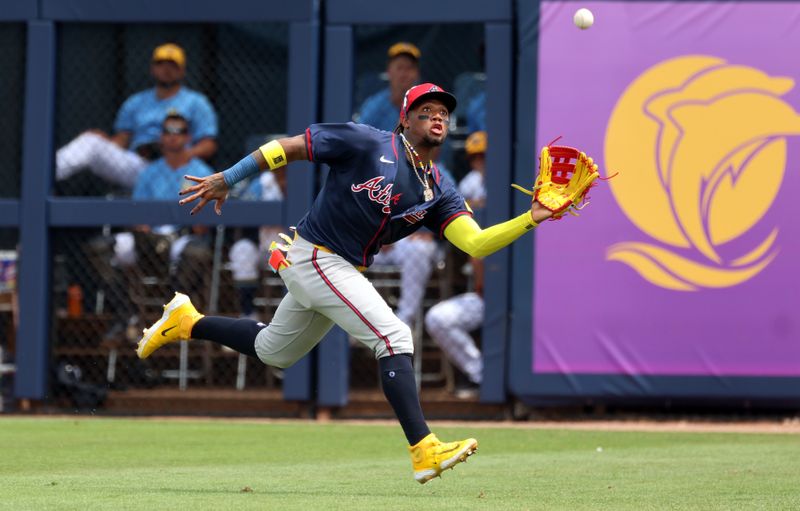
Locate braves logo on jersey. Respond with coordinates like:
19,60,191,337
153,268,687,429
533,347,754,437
351,177,402,214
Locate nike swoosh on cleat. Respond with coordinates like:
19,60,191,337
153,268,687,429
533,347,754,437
161,325,177,336
380,155,395,164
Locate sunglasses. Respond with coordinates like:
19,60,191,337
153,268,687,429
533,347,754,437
163,125,189,135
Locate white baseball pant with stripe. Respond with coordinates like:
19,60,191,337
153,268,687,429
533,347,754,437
371,235,438,327
424,292,484,384
56,132,147,188
254,235,414,368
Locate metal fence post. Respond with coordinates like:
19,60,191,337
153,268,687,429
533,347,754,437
15,20,56,400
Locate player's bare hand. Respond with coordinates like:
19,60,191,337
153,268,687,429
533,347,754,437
531,201,554,224
179,173,229,216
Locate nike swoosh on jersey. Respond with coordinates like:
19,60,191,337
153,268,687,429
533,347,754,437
379,155,395,164
161,325,177,336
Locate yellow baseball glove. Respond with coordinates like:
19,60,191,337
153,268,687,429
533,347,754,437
512,144,600,220
268,232,294,273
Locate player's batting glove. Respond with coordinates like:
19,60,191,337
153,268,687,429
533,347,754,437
268,232,294,273
512,143,601,220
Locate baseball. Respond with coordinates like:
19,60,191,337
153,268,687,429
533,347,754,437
573,8,594,30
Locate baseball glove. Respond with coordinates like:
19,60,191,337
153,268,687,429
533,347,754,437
268,232,294,273
512,144,600,220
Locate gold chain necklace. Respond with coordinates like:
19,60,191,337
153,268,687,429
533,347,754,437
399,133,434,201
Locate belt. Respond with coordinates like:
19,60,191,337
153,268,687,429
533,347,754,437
294,232,367,272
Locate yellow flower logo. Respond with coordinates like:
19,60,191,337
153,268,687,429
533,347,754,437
605,56,800,291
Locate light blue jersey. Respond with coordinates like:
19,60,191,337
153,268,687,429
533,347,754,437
132,158,214,199
466,92,486,133
114,87,218,152
357,89,400,132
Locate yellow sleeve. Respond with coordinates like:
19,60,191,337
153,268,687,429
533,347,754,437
443,211,538,258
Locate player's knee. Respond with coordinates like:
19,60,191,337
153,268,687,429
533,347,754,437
257,351,296,369
376,322,413,358
425,305,450,333
254,330,302,369
419,240,437,259
424,309,439,331
79,131,105,149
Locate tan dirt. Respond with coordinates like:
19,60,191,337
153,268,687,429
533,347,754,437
10,414,798,434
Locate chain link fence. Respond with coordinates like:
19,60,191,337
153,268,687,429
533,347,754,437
54,23,288,197
0,24,26,198
349,24,486,397
50,226,287,403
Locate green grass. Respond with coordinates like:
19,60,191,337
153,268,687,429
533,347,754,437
1,417,798,510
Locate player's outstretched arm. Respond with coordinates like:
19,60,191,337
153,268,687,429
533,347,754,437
443,204,551,258
179,134,307,215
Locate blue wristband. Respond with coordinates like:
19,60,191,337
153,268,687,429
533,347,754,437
222,154,260,187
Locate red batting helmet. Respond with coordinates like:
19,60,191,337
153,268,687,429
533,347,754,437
399,83,457,123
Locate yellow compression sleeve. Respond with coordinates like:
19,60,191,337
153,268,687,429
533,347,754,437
443,211,538,258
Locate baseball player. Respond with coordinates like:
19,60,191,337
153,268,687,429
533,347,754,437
136,83,558,484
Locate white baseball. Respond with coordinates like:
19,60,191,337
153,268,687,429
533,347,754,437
573,8,594,30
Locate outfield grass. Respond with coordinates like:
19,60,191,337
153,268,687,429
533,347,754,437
1,417,798,510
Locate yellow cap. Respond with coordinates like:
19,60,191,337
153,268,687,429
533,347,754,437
152,43,186,69
465,131,487,156
388,42,421,60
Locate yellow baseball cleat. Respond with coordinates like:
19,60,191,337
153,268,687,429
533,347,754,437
136,292,204,359
408,433,478,484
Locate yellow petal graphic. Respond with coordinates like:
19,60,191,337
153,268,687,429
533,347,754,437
607,241,778,290
731,228,779,267
607,245,697,291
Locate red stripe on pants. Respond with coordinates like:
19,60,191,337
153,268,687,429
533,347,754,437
311,248,395,356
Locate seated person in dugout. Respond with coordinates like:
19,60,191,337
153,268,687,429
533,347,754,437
425,130,488,397
56,43,218,192
356,42,421,132
117,112,213,258
91,114,214,325
132,112,214,202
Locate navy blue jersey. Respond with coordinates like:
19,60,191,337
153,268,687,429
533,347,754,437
296,123,471,267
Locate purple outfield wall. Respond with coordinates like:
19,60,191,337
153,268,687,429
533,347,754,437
533,1,800,377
